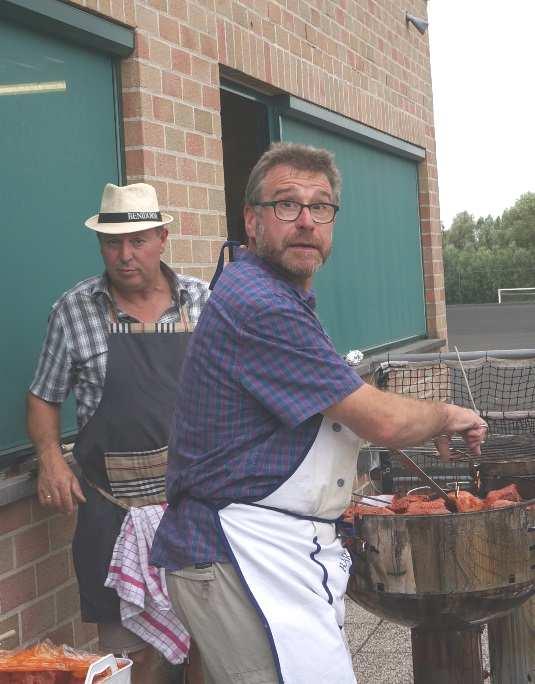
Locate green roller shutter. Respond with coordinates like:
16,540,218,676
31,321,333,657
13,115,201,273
1,19,123,458
280,116,426,354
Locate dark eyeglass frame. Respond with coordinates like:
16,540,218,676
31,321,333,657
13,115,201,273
254,200,340,224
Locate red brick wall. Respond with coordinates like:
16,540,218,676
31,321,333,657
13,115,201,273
0,0,445,650
0,497,97,651
70,0,445,339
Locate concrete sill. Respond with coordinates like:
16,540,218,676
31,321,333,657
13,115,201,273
0,447,74,508
0,471,37,507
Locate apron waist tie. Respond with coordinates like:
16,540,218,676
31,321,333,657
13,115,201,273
246,501,338,525
84,476,131,511
175,494,340,526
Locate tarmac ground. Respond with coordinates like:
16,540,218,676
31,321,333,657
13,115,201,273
446,303,535,352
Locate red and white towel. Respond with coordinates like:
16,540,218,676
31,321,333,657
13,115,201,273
105,503,190,664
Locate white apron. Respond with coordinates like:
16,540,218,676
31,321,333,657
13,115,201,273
217,417,361,684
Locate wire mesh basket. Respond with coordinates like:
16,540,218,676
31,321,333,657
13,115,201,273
362,354,535,495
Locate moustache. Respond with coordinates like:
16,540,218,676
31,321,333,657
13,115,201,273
285,240,322,249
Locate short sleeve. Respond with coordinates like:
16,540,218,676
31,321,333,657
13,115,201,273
29,307,73,404
238,297,363,427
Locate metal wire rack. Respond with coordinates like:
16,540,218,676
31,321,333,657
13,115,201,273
362,354,535,494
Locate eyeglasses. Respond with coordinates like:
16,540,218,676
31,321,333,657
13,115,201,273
254,200,339,224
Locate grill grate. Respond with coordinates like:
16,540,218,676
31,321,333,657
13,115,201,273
363,355,535,493
372,356,535,434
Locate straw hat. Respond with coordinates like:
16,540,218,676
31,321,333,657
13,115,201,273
85,183,173,234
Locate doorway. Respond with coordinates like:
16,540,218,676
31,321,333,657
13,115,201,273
220,87,270,243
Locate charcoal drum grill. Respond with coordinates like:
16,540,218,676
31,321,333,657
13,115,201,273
345,497,535,683
346,352,535,683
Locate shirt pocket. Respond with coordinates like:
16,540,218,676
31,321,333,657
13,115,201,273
168,564,215,601
171,564,216,582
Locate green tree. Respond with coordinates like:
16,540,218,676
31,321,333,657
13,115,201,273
500,193,535,250
475,215,498,249
442,193,535,303
443,211,477,250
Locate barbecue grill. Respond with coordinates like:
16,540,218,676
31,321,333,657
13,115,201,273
346,451,535,684
367,433,535,499
346,352,535,683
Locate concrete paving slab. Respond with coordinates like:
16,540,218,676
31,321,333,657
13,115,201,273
345,599,490,683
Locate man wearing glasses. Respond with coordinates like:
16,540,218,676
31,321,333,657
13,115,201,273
152,143,485,683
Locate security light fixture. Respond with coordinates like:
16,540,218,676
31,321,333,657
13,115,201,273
405,13,429,35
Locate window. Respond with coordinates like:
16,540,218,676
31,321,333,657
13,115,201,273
220,80,427,355
1,11,131,462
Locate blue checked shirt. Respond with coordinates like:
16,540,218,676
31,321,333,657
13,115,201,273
30,262,210,428
151,250,363,570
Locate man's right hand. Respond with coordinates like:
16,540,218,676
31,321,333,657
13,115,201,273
434,404,487,461
37,448,86,515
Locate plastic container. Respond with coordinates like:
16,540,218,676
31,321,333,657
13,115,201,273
84,655,133,684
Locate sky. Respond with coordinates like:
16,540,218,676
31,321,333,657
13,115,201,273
427,0,535,230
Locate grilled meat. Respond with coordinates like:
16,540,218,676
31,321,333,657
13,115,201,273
484,483,521,506
447,490,485,513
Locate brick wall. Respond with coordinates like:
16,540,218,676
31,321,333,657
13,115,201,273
0,0,445,650
71,0,445,339
0,497,97,651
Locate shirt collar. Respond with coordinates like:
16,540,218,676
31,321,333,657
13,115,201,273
236,249,316,308
90,262,183,317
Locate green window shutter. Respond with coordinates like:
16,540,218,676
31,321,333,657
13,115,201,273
1,19,122,458
280,116,426,354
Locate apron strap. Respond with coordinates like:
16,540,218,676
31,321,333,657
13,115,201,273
247,501,338,524
180,299,191,332
209,240,242,290
84,476,131,511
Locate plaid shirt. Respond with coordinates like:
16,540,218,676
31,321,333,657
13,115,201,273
151,251,363,570
30,262,210,429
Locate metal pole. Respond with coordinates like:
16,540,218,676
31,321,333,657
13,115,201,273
370,349,535,363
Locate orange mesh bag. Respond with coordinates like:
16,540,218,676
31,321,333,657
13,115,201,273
0,642,114,683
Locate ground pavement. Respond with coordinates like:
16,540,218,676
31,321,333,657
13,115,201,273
344,599,490,683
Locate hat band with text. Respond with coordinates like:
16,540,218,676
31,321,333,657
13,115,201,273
98,211,162,223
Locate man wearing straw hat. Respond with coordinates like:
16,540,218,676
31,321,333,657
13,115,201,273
27,183,209,683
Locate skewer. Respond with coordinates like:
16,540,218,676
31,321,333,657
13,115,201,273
434,346,486,462
391,448,457,511
352,493,392,506
454,346,479,413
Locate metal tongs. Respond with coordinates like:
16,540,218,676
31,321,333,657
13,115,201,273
390,448,458,512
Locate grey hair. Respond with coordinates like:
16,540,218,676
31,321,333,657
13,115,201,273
244,142,341,206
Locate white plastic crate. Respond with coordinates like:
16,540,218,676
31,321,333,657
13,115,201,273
84,654,133,683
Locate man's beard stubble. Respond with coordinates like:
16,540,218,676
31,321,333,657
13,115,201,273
254,220,331,284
